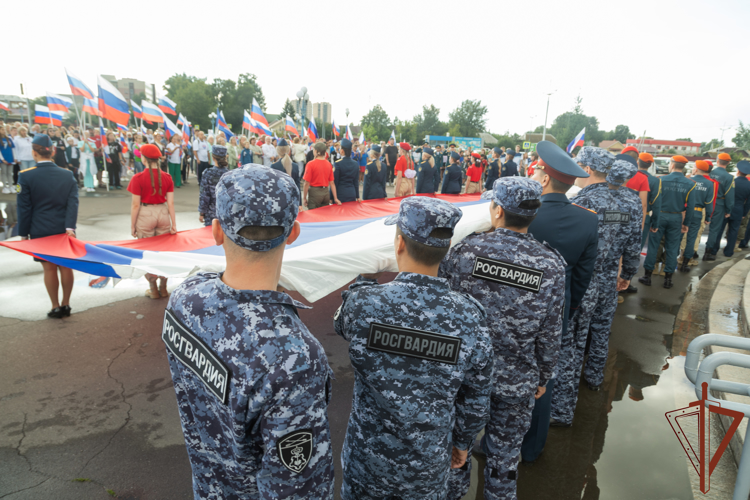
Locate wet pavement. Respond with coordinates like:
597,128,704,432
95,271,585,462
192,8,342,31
0,179,743,499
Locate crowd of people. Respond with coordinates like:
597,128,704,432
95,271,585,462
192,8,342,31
5,116,750,500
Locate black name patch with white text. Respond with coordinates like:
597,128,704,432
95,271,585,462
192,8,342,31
162,309,231,404
367,322,462,365
472,256,543,293
604,210,631,224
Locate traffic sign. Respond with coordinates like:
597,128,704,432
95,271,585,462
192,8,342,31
523,141,531,150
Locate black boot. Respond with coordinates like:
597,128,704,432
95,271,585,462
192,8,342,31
663,272,674,289
706,253,716,261
702,252,711,261
678,258,690,273
638,270,652,286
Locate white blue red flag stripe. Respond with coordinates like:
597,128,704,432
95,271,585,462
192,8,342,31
359,131,365,144
182,122,191,146
82,97,101,117
345,124,353,141
250,98,270,127
131,101,143,119
332,119,340,137
567,127,586,153
0,101,9,112
140,101,164,123
177,113,188,126
285,116,299,136
46,93,73,113
307,119,318,141
216,109,234,139
157,94,177,115
99,117,110,161
34,105,63,126
119,133,129,153
0,194,489,303
116,123,128,132
65,69,94,100
164,115,182,140
242,111,257,133
97,76,130,126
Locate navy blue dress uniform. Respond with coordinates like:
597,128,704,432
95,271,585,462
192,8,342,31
199,145,229,227
501,148,519,178
704,153,735,259
680,160,715,269
334,197,494,500
441,152,464,194
721,160,750,257
521,141,598,462
640,155,696,286
416,147,441,194
333,139,361,203
269,139,301,194
17,134,79,239
583,160,643,391
484,148,502,190
362,145,387,200
441,178,566,500
164,167,335,499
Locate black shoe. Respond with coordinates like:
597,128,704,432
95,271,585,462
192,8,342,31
623,284,638,294
706,253,716,261
60,305,71,317
702,252,710,261
679,260,690,272
550,418,572,428
638,272,652,286
663,273,674,289
47,307,64,319
587,383,601,391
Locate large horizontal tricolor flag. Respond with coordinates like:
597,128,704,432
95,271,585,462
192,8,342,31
307,119,318,141
285,116,299,136
332,119,340,137
82,97,101,117
97,76,130,126
0,101,8,112
567,127,586,153
34,105,63,126
157,94,177,115
250,98,270,128
140,100,164,123
46,93,73,113
65,69,94,100
0,194,489,303
131,101,143,119
164,115,182,141
216,109,234,139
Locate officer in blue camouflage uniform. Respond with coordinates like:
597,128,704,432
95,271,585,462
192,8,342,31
484,147,502,191
334,196,494,500
198,145,229,227
679,160,715,271
704,153,735,260
639,155,696,288
164,167,334,500
583,159,643,391
441,177,566,500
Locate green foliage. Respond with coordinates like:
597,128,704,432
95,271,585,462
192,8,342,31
71,478,91,483
448,100,487,137
106,489,116,497
602,124,635,144
733,121,750,149
543,103,602,150
280,99,296,119
172,80,214,131
360,105,392,142
413,104,448,140
491,132,524,150
664,148,678,154
675,137,693,142
700,138,724,154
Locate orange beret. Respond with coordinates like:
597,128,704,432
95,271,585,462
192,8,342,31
694,160,709,171
718,152,731,161
672,155,688,163
140,143,162,160
639,153,654,162
621,145,639,154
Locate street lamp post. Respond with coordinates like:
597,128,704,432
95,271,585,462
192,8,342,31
208,112,217,136
542,91,555,142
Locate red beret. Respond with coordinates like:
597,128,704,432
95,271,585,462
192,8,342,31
672,155,689,163
471,152,481,158
140,144,162,160
718,152,731,161
621,146,639,154
399,142,411,151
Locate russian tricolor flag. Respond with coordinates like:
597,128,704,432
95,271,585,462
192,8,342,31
99,118,110,161
216,109,234,139
157,94,177,115
0,101,8,112
182,122,191,146
34,105,63,126
164,115,182,141
285,116,299,136
250,98,270,128
82,97,101,117
131,101,143,119
140,101,164,123
359,131,365,144
116,123,128,132
567,127,586,153
345,124,353,141
307,119,318,141
97,76,130,126
177,113,188,126
119,133,129,154
46,93,73,113
65,69,94,100
333,119,340,137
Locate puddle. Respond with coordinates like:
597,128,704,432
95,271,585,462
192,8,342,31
625,314,656,322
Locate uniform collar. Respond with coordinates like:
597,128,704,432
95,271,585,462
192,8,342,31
394,272,450,291
540,192,570,203
487,226,533,241
34,161,57,167
668,171,686,178
579,182,608,195
214,273,311,310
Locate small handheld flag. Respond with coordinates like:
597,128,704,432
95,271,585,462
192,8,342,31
177,113,188,126
182,122,191,146
116,123,128,132
140,101,165,123
359,131,365,144
567,127,586,153
65,69,94,100
307,119,318,141
46,93,73,113
390,130,396,141
131,101,143,119
157,94,177,115
285,116,299,136
345,124,353,141
97,75,130,126
250,98,270,127
164,115,182,141
99,117,110,161
332,119,340,137
216,109,234,139
141,125,148,136
119,132,129,154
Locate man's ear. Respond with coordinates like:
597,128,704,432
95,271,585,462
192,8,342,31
212,219,224,246
286,221,300,245
395,234,406,256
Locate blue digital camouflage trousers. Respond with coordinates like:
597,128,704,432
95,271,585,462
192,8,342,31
448,394,535,500
583,272,619,388
551,276,600,425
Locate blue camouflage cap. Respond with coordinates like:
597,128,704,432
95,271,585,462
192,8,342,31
212,145,227,158
575,146,615,173
481,177,543,216
216,167,300,252
384,197,462,247
607,159,638,186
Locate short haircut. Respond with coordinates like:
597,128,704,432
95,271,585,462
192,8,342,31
396,226,452,266
672,161,686,170
313,142,327,154
637,159,652,169
549,177,572,193
718,159,729,167
237,225,284,241
32,144,53,158
589,169,608,180
493,200,540,229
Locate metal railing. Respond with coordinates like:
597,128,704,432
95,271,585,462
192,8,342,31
685,333,750,500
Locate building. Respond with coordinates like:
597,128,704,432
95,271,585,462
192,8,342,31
101,75,155,103
598,140,624,153
522,132,557,145
312,102,331,124
293,98,312,120
705,147,750,160
0,94,31,123
626,138,701,154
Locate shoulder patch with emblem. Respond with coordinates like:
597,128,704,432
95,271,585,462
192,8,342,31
162,309,231,404
572,203,597,214
472,256,543,293
366,322,462,365
277,429,313,474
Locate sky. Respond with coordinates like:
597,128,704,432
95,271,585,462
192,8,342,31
5,0,750,145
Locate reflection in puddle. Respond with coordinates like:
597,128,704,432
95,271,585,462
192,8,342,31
625,314,656,323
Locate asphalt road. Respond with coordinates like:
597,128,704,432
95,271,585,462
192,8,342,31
0,171,739,499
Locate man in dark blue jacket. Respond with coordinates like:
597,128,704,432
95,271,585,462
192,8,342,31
17,134,79,319
722,160,750,256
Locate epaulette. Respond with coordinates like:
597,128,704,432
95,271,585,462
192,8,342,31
572,203,596,214
367,161,374,166
20,166,37,173
335,159,343,163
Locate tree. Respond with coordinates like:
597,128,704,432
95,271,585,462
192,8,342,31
172,80,215,131
675,137,693,142
164,74,200,100
611,124,635,144
448,100,488,137
700,138,724,154
280,99,296,119
360,105,391,141
414,104,448,139
733,121,750,149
